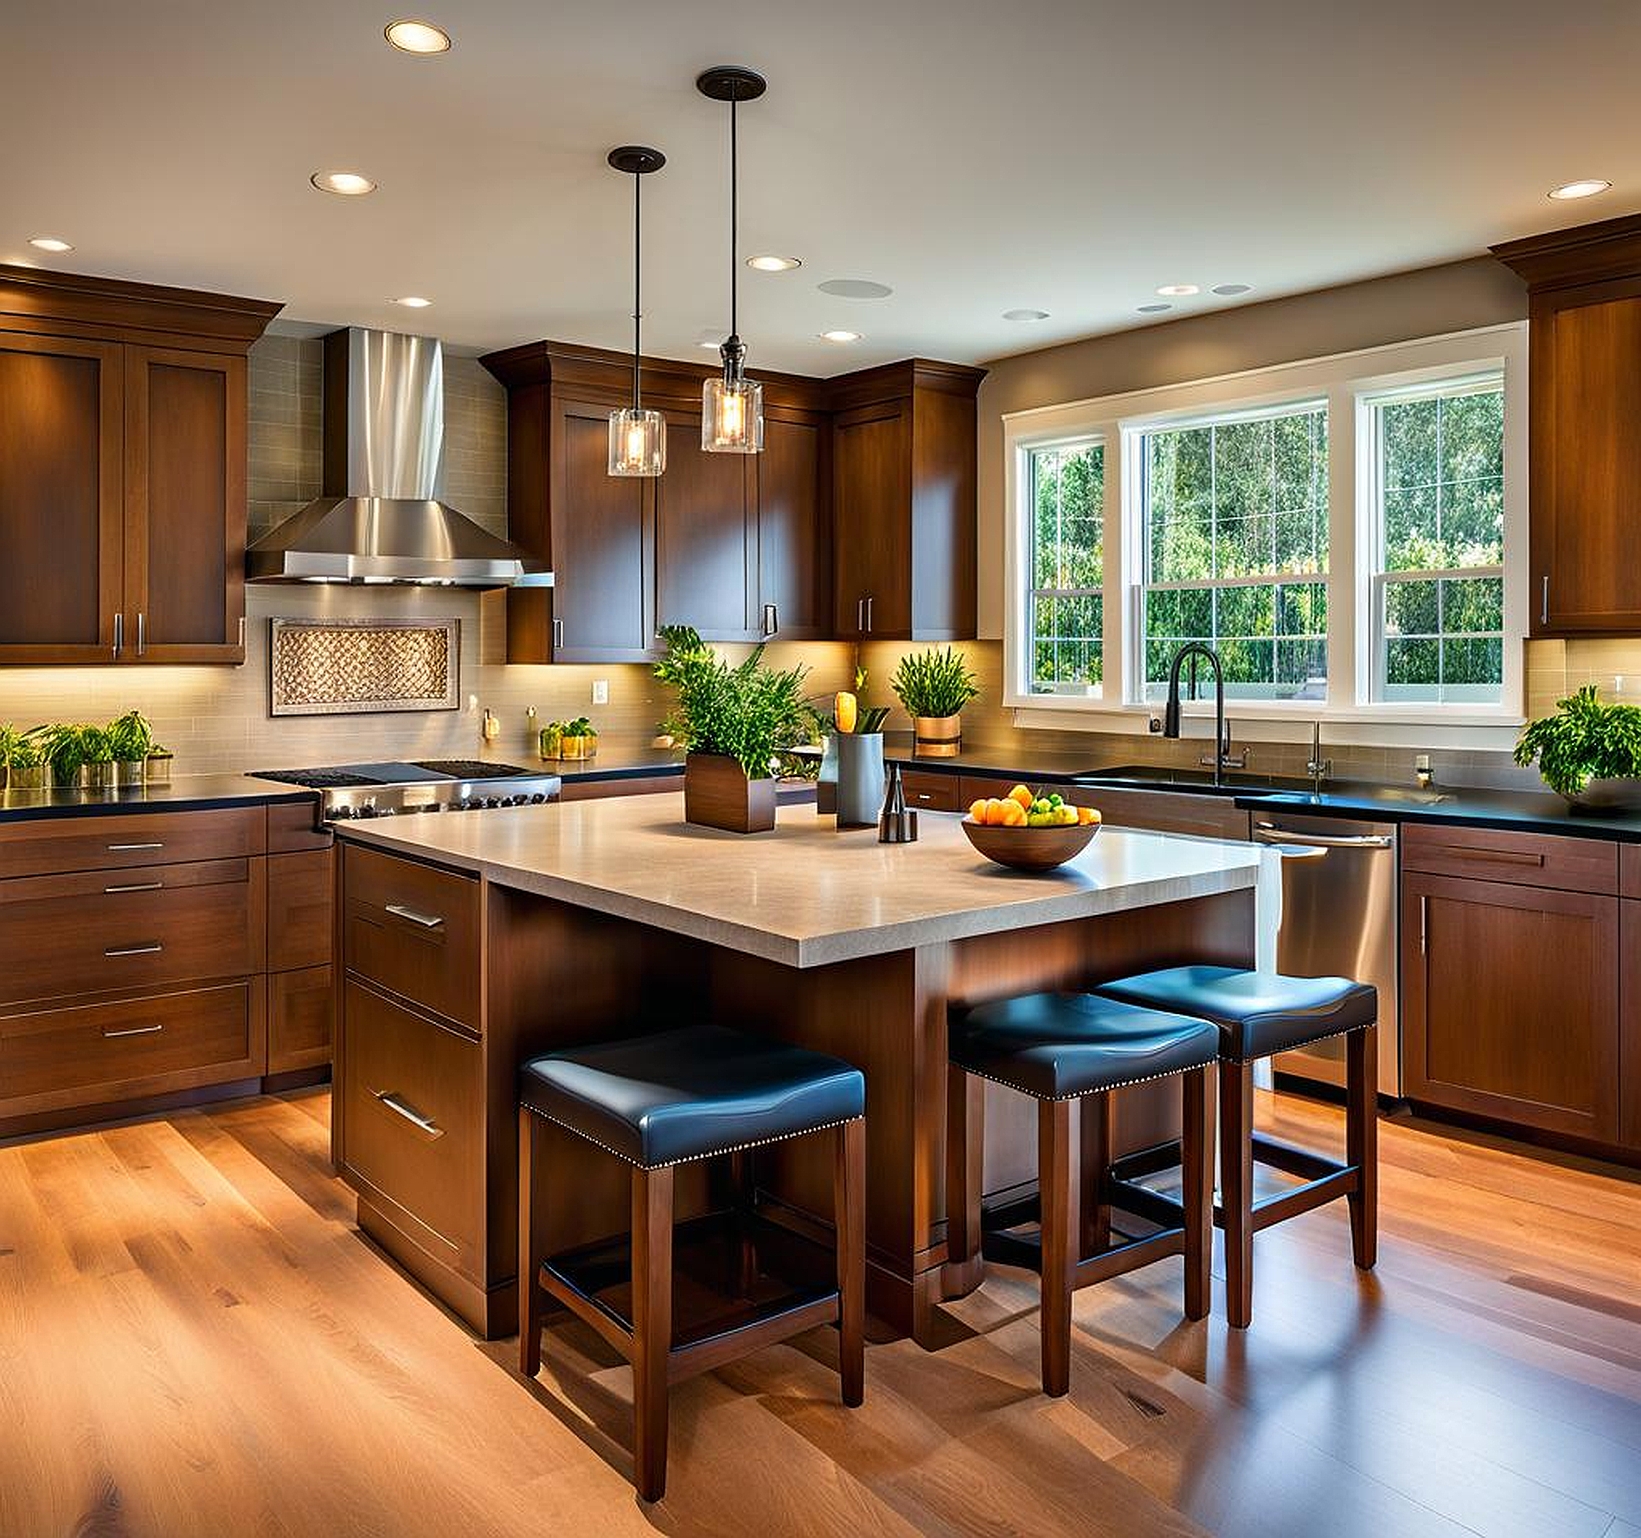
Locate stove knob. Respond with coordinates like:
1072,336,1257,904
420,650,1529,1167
330,805,352,821
530,793,548,805
456,798,473,811
378,806,397,817
499,795,519,808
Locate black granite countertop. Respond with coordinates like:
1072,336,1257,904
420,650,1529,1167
548,747,685,783
0,773,318,824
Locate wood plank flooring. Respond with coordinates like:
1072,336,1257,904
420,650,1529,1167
1,1089,1638,1537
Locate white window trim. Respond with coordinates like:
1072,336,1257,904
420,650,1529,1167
1000,322,1529,748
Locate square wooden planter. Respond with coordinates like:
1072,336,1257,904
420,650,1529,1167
684,754,778,834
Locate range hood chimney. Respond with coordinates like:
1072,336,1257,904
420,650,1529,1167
246,328,550,587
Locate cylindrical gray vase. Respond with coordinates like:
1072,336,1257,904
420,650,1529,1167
834,732,886,828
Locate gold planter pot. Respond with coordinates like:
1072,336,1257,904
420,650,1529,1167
913,713,963,757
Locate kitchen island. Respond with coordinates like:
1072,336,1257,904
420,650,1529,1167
330,797,1260,1340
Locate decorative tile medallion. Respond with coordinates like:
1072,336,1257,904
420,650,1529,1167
269,618,460,716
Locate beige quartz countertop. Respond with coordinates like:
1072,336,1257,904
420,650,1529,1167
335,795,1259,968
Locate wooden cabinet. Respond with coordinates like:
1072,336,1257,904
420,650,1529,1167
1494,215,1641,635
830,361,985,641
0,264,276,665
655,418,757,641
1402,865,1621,1144
755,415,830,639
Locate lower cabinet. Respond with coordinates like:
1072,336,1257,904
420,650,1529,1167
1622,901,1641,1150
1401,870,1621,1144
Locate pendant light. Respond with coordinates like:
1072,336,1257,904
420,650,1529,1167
697,66,766,454
607,145,667,477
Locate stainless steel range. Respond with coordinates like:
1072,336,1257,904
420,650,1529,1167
248,760,562,822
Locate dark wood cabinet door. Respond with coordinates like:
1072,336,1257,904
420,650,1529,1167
550,401,655,662
1622,901,1641,1150
1402,870,1620,1142
655,417,756,641
123,346,247,662
0,331,123,663
755,416,829,639
1535,295,1641,634
832,402,912,638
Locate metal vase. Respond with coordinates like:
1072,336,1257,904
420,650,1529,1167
114,759,147,790
78,762,116,794
834,732,885,828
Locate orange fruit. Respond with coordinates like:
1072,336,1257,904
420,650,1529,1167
967,799,989,823
1007,783,1034,811
1077,806,1102,826
985,799,1011,826
1002,801,1028,828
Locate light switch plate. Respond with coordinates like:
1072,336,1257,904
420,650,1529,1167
591,679,609,706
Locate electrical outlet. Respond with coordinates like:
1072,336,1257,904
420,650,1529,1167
591,679,609,706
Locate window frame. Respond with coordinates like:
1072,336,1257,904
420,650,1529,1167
1000,322,1529,744
1023,434,1108,700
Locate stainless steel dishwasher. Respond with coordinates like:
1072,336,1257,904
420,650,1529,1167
1251,811,1400,1097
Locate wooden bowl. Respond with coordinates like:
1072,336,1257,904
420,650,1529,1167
961,818,1098,872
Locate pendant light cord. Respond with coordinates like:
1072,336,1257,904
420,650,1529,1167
729,93,739,344
632,167,642,411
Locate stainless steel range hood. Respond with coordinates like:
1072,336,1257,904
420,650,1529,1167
246,328,550,587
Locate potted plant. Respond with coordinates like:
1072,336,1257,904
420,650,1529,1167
655,625,808,833
0,726,48,792
890,646,980,757
77,724,116,793
107,709,155,788
1515,684,1641,812
34,723,88,790
146,744,175,784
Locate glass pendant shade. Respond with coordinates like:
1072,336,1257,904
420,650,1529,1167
701,375,764,453
608,406,666,476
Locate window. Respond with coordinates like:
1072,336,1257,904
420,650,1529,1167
1139,403,1328,701
1368,377,1504,703
1028,440,1104,695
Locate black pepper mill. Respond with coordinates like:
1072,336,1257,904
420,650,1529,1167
877,760,918,843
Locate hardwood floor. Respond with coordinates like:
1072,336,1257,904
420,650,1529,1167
1,1088,1638,1537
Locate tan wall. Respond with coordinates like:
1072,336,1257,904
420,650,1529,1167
975,256,1528,638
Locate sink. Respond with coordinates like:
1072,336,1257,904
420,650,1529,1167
1354,786,1452,806
1074,765,1304,799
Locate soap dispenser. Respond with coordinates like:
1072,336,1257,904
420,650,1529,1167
482,708,500,745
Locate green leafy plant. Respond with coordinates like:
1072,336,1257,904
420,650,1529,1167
3,727,46,771
32,723,90,783
107,709,155,763
890,646,980,719
79,726,114,765
654,625,810,781
1514,685,1641,797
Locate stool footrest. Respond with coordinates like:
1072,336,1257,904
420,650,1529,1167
1251,1167,1358,1232
1251,1131,1344,1183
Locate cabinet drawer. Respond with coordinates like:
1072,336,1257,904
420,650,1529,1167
1063,784,1251,842
341,980,481,1267
0,981,261,1115
268,849,333,972
0,807,264,879
0,859,262,1005
901,770,963,813
1402,823,1616,894
343,845,480,1029
268,964,333,1074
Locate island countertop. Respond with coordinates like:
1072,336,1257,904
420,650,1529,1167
333,795,1260,968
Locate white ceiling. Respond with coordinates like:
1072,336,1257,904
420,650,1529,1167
5,0,1640,375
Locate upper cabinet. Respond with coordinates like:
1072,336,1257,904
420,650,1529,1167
830,360,984,642
0,265,278,666
481,341,980,663
1494,215,1641,636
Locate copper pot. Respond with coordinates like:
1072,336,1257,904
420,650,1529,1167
913,713,963,757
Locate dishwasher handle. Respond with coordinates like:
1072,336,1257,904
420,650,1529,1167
1253,823,1394,850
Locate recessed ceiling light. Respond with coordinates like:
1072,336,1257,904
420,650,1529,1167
1211,283,1252,297
819,329,862,343
385,19,451,53
393,295,433,308
747,255,800,272
1002,308,1050,322
311,171,377,196
27,236,73,253
1156,284,1199,297
1137,303,1173,314
1548,178,1611,200
818,278,893,300
695,328,726,350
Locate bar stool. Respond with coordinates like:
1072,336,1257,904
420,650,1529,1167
1095,967,1378,1328
518,1024,866,1502
945,992,1222,1396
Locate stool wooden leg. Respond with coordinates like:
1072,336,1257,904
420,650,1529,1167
518,1108,545,1378
945,1062,985,1296
1219,1059,1255,1330
1181,1067,1212,1322
631,1164,674,1503
1038,1097,1079,1397
1346,1025,1379,1272
730,1149,758,1297
1079,1090,1113,1258
834,1117,866,1407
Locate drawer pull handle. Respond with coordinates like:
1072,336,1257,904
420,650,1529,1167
373,1090,443,1138
105,942,163,957
1439,846,1544,867
105,881,164,894
104,1023,164,1039
107,842,164,852
385,903,444,930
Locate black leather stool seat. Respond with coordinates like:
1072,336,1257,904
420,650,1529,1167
1095,966,1377,1062
520,1024,865,1169
950,993,1221,1101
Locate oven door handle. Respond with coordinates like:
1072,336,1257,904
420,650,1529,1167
1253,824,1394,850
